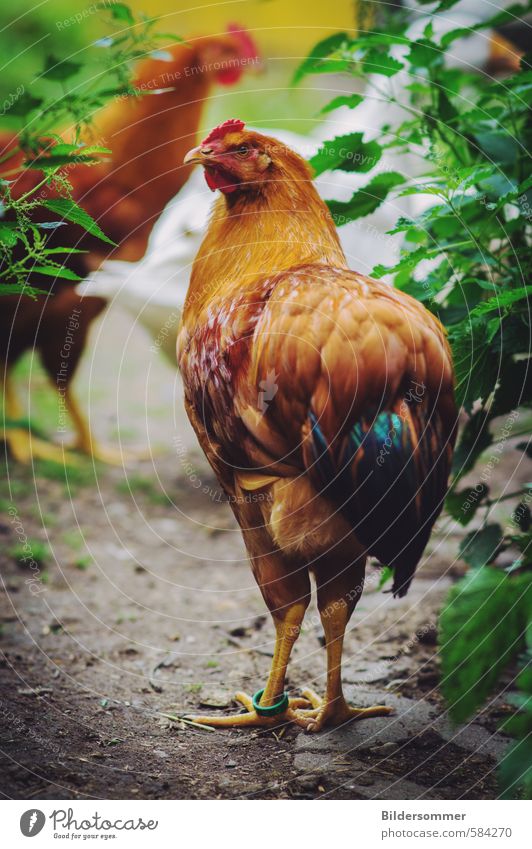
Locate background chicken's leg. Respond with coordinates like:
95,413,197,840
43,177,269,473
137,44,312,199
2,367,78,464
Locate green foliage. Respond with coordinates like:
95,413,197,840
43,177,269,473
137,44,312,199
0,4,174,297
298,1,532,796
440,568,531,723
9,539,50,567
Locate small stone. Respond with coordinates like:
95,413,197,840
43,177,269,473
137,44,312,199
356,776,375,786
226,760,237,768
371,741,398,756
294,774,321,793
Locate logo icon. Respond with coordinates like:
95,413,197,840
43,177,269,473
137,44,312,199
20,810,46,837
258,370,278,414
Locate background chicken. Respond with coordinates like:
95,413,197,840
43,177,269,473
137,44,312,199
0,25,258,464
178,121,456,731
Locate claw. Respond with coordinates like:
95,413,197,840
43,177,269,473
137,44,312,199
186,692,312,729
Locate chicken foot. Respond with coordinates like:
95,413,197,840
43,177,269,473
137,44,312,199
188,602,311,728
291,584,393,733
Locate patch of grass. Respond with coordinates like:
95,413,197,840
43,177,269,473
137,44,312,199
185,683,203,694
205,660,219,669
62,529,85,551
74,555,92,571
34,459,98,488
9,539,50,567
115,475,169,506
115,613,137,624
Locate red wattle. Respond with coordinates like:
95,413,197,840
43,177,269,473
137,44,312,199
204,167,239,194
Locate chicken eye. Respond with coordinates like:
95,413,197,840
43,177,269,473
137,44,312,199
236,145,250,157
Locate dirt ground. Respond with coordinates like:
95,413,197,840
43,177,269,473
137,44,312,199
0,308,525,800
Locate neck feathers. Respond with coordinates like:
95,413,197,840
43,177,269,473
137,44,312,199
185,153,347,318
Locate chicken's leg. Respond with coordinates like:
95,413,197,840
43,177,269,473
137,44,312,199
292,560,393,732
2,368,79,465
188,601,311,727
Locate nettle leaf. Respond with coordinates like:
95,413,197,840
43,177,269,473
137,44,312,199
459,524,503,569
0,222,20,247
309,133,381,176
293,33,349,84
440,568,531,725
514,503,531,533
446,484,489,526
371,243,446,279
470,286,532,318
408,39,441,68
4,92,43,117
450,318,499,411
362,50,404,77
42,55,82,81
499,735,532,800
440,27,475,50
326,172,405,224
0,284,48,298
43,199,115,246
434,0,462,10
475,131,520,166
25,153,101,169
109,2,135,26
321,94,364,114
491,359,532,418
452,410,493,479
32,265,82,281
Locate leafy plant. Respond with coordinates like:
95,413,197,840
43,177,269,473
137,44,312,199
0,3,183,297
297,0,532,797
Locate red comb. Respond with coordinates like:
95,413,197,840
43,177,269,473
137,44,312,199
226,23,259,61
202,119,245,144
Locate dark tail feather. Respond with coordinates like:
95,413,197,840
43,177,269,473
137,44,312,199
307,406,449,597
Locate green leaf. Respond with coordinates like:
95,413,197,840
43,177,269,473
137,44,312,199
362,50,404,77
499,736,532,799
408,39,440,68
0,284,48,298
3,92,42,117
309,133,382,176
321,94,363,114
440,28,476,50
440,568,531,724
326,172,406,224
378,565,393,589
459,524,503,568
446,484,489,526
108,2,135,25
32,265,82,281
468,286,532,318
475,131,520,166
42,199,116,246
452,411,493,478
25,153,102,169
0,223,19,247
42,55,82,81
434,0,461,10
293,33,349,84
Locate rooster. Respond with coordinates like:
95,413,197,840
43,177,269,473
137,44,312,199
1,26,258,464
178,120,456,731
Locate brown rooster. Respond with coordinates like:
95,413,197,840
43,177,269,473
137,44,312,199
1,27,258,463
178,120,457,731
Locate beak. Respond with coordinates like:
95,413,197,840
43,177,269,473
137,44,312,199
183,145,207,165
